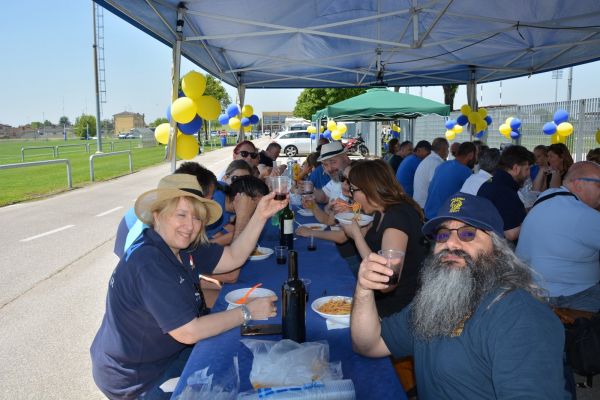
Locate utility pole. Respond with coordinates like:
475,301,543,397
552,69,563,103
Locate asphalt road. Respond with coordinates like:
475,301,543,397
0,137,271,399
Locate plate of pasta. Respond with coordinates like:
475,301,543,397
334,212,374,227
311,296,352,326
249,246,274,261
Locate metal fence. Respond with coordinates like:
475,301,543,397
411,98,600,161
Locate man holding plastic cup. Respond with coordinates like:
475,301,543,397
351,193,569,399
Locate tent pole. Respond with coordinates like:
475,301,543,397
167,5,185,172
237,83,246,143
467,69,478,142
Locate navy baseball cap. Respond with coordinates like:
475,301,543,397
422,192,505,239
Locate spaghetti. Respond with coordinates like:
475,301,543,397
317,297,352,315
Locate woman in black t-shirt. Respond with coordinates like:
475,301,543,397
342,159,427,317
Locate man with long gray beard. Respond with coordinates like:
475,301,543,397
351,192,569,399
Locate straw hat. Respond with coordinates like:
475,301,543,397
317,141,347,162
134,174,222,226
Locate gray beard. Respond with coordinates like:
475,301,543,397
411,249,499,340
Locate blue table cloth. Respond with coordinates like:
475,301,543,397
171,207,406,399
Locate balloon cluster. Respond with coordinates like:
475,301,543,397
154,71,221,160
313,120,347,140
390,123,402,139
498,117,522,140
542,109,573,144
444,105,492,140
218,104,260,134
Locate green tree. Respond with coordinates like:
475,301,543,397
149,117,168,128
73,114,97,138
293,88,367,120
205,75,231,112
43,120,53,127
443,84,459,110
30,121,43,129
59,116,71,126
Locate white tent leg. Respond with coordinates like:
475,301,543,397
467,70,478,141
167,6,185,172
237,84,246,143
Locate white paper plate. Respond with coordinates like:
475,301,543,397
297,208,314,217
334,212,374,227
330,224,341,231
302,223,327,231
311,296,352,326
249,246,274,261
225,287,277,306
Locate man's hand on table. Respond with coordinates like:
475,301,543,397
245,295,278,320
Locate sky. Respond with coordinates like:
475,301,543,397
1,1,599,127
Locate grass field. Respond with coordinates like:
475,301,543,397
0,136,237,206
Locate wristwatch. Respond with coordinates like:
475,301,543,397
240,304,252,324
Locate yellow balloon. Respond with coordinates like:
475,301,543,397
596,129,600,144
505,117,514,126
244,125,252,132
556,122,574,137
445,130,456,140
176,133,199,160
241,105,254,118
228,117,241,130
475,121,488,132
460,104,471,115
452,124,463,134
154,123,171,144
327,120,337,131
307,126,317,134
395,126,401,133
478,108,487,118
181,71,206,99
171,97,197,124
320,126,325,133
337,123,347,134
499,123,511,137
551,133,566,144
331,129,342,140
195,96,220,121
468,111,481,124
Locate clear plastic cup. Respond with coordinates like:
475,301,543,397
377,249,405,284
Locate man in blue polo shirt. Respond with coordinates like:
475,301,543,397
478,145,534,242
395,140,431,197
351,193,568,399
424,142,475,219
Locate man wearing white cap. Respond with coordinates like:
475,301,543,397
314,141,352,204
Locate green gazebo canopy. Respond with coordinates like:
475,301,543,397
312,88,450,122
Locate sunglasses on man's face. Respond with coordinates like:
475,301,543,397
431,226,480,243
238,150,259,159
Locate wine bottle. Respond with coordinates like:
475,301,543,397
281,250,306,343
279,203,294,249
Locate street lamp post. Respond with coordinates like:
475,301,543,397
552,69,563,103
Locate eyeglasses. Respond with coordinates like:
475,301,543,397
348,185,362,198
431,226,482,243
229,175,242,182
237,150,258,159
576,177,600,183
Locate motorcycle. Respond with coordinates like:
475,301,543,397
343,135,369,157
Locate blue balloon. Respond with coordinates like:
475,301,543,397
241,117,251,127
226,104,240,118
510,118,521,130
475,130,485,139
166,105,172,122
484,115,492,125
553,109,569,125
457,114,468,126
179,115,202,134
178,90,185,98
391,131,399,139
218,114,229,125
543,121,557,135
310,133,316,140
510,131,521,140
323,130,332,139
249,114,260,125
319,133,324,139
445,120,456,130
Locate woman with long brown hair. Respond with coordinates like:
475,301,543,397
342,159,427,317
533,143,574,191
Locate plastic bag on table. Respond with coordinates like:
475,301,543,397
237,379,356,399
174,356,239,400
241,339,342,389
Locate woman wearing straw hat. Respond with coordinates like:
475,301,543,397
91,174,285,400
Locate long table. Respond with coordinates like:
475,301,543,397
171,209,406,399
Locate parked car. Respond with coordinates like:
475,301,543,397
273,130,315,156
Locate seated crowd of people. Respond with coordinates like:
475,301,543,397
91,133,600,400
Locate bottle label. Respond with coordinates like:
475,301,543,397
283,219,294,234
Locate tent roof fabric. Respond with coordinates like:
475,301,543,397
313,88,450,121
95,0,600,89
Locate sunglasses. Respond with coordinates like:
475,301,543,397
237,150,258,159
229,175,242,182
576,177,600,183
431,226,482,243
348,185,362,198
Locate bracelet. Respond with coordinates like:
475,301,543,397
240,304,252,324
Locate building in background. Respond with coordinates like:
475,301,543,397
113,112,145,135
261,111,294,136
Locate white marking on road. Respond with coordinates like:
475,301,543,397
96,206,123,217
20,225,75,242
